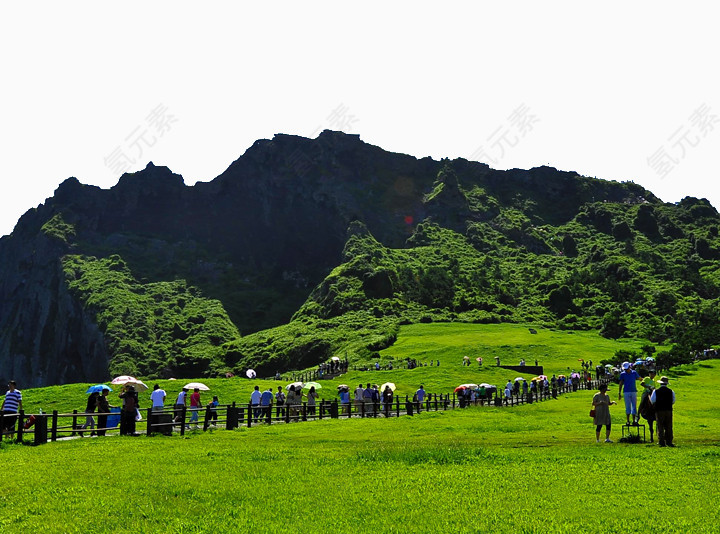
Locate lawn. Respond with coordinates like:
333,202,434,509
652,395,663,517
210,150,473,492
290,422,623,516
1,325,717,533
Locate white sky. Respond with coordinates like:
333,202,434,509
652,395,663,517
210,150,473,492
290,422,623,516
1,2,719,238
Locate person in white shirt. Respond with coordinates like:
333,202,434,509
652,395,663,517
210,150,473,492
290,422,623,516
250,386,262,422
173,388,188,425
150,384,166,412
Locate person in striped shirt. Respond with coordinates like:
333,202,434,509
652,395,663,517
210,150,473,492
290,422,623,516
2,380,22,434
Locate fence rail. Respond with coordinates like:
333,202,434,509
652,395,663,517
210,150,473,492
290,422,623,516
0,378,610,447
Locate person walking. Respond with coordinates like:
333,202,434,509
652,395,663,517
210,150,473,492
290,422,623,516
173,387,188,427
208,395,219,426
415,385,426,413
80,391,99,436
592,383,616,443
617,362,641,425
2,380,22,437
189,387,202,429
118,384,138,436
650,376,676,447
261,387,274,421
275,386,286,418
250,385,262,422
382,385,393,417
96,389,111,436
306,386,318,416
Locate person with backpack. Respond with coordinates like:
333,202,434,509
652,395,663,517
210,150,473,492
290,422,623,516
275,386,286,418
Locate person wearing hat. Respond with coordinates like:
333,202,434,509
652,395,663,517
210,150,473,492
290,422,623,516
592,383,617,443
617,362,641,426
650,376,675,447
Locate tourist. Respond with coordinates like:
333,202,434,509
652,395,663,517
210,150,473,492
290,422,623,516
261,387,273,421
118,384,138,436
2,380,22,436
208,395,219,426
275,386,286,418
382,385,393,417
306,386,318,416
639,375,657,442
80,391,98,436
415,385,426,413
150,384,166,412
617,362,641,425
189,387,202,429
354,383,365,412
504,381,512,405
592,383,616,443
286,385,297,420
173,387,188,427
250,385,262,422
650,376,675,447
96,389,111,436
339,387,350,415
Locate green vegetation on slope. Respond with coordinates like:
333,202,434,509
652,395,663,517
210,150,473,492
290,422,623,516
63,254,240,378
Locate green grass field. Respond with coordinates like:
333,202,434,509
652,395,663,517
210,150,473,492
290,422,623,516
2,324,718,533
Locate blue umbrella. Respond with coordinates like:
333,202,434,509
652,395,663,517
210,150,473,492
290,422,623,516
86,384,112,394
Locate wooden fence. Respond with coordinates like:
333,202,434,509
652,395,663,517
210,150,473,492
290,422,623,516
0,377,609,446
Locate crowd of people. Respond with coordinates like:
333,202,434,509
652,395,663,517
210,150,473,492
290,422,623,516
592,361,676,446
0,349,690,445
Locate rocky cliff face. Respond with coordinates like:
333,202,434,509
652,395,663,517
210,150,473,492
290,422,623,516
0,130,664,387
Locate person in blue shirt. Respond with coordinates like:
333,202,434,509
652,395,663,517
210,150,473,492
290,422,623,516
260,387,274,422
617,362,641,425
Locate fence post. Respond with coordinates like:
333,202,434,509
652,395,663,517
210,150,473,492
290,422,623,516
247,403,252,428
302,403,307,422
180,406,187,436
452,393,456,409
16,410,25,442
331,400,338,418
396,397,400,418
71,409,78,437
146,408,153,436
34,414,48,446
203,405,212,431
266,403,273,424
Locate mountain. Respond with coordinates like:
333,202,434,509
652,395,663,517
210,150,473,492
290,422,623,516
1,130,719,386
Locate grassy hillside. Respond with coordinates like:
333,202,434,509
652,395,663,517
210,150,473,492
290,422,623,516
2,356,718,533
19,324,667,416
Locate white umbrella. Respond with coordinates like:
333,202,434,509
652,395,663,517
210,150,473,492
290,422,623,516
514,377,525,382
380,382,396,392
286,381,303,390
331,356,340,361
246,369,257,379
111,375,148,391
183,382,210,391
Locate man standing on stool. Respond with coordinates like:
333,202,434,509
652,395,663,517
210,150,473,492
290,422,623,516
650,376,675,447
617,362,640,426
